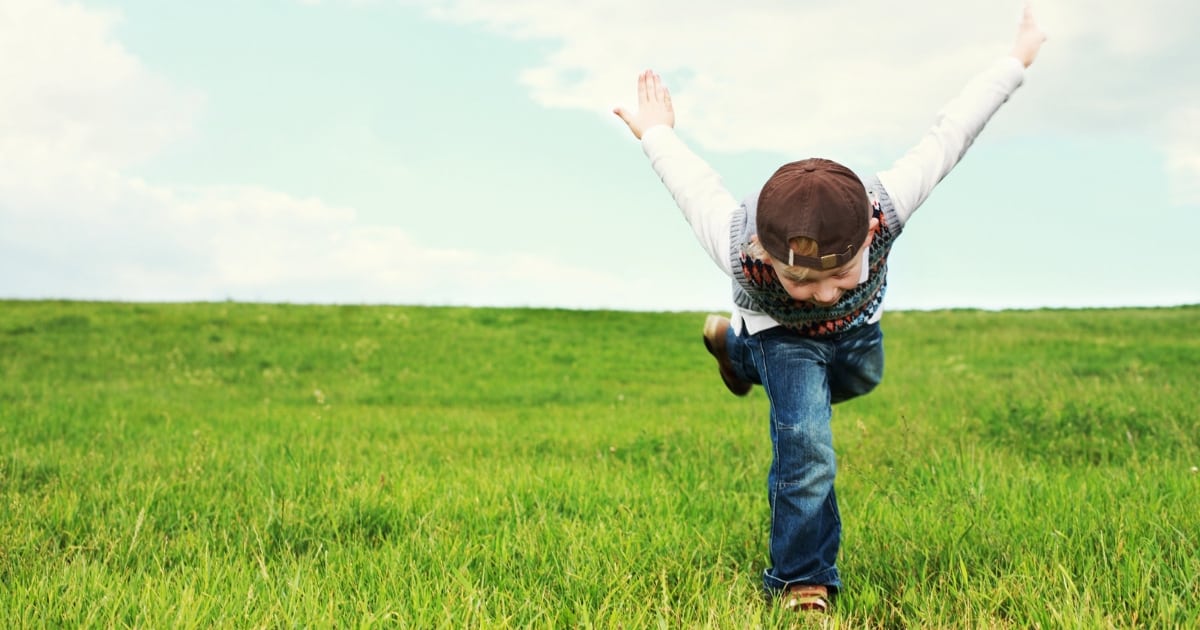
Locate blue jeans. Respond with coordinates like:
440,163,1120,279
725,321,884,594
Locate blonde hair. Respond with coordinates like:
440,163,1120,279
746,236,821,281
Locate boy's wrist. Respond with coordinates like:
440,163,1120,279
641,124,673,141
1002,55,1026,72
1000,55,1028,84
639,125,676,152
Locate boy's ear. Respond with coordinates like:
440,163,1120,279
862,218,880,249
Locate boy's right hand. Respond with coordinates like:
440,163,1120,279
613,70,675,140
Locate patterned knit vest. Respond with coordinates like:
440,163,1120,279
729,175,903,338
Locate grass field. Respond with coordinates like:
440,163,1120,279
1,300,1197,628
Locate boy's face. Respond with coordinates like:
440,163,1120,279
761,217,878,307
771,256,863,306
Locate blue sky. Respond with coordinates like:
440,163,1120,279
2,0,1197,312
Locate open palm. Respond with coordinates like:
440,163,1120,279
613,70,676,140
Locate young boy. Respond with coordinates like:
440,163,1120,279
614,4,1046,613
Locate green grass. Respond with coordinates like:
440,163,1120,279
1,300,1197,628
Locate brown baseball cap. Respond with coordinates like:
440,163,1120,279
756,158,869,270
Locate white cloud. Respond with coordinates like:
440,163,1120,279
1162,107,1200,206
1,0,670,309
0,0,198,171
410,0,999,158
6,0,1196,311
409,0,1200,187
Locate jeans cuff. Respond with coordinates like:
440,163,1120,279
762,567,841,595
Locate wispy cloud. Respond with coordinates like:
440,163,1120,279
4,0,1196,310
1162,107,1200,207
1,0,671,308
409,0,1200,188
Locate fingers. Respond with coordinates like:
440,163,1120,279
613,106,632,127
635,69,672,108
1021,1,1045,38
615,69,676,140
1021,1,1040,33
654,73,673,109
1009,0,1046,68
641,70,661,106
656,76,673,111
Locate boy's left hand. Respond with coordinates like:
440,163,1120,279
614,70,675,140
1011,2,1047,68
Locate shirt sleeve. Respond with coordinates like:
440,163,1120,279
877,56,1027,226
640,125,739,276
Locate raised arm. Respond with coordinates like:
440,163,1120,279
877,2,1047,226
615,70,738,274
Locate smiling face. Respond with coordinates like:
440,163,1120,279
757,217,879,306
771,255,864,306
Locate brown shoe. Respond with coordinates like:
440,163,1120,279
780,584,831,613
702,315,752,397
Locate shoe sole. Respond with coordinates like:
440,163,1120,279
703,315,752,397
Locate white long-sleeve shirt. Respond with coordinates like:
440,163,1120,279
640,56,1027,335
